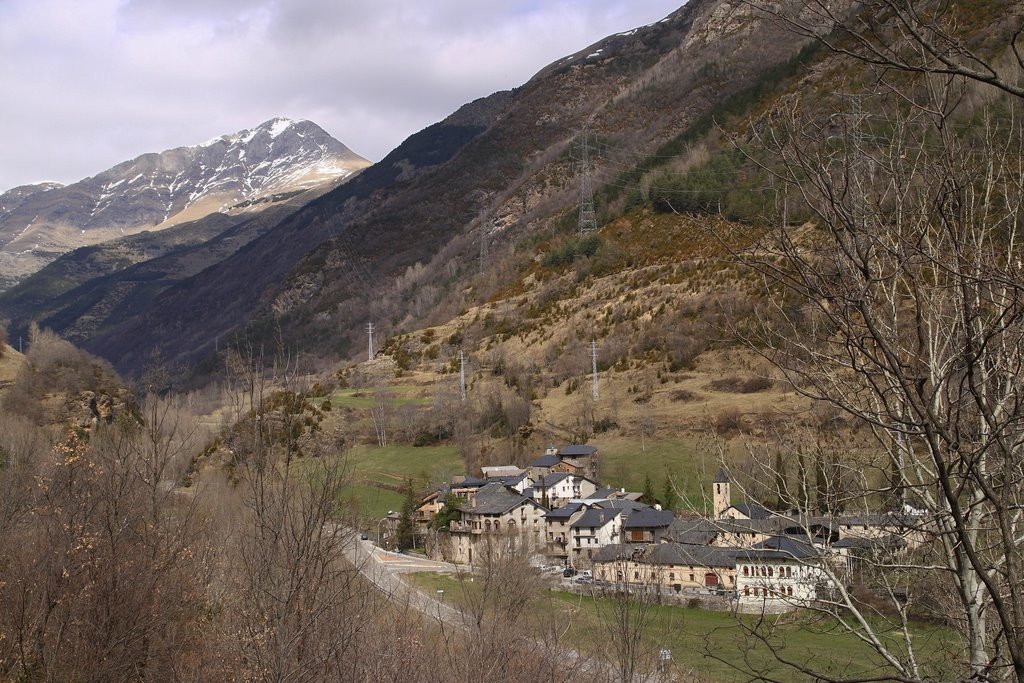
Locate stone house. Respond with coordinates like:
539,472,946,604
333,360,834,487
544,501,588,564
735,538,828,610
529,444,599,482
532,472,599,509
593,543,739,592
447,481,547,565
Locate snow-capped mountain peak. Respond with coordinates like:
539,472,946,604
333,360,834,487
0,118,371,287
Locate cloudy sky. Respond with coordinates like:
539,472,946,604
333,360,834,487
0,0,684,192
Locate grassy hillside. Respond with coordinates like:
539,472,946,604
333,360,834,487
301,206,827,518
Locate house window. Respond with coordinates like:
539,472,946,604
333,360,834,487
689,573,695,583
743,566,749,577
669,573,675,581
629,530,644,542
767,567,773,577
785,566,792,578
634,571,640,579
787,586,793,597
744,587,750,596
753,587,759,597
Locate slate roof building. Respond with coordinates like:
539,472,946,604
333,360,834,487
532,472,599,509
735,538,828,609
544,501,588,563
569,506,626,565
621,506,674,544
593,543,739,592
447,482,548,565
529,444,599,481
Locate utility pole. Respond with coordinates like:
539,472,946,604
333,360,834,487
578,129,597,236
839,91,871,227
367,322,375,361
459,350,467,401
590,340,599,401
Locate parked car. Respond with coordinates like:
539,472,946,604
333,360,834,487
360,532,369,540
580,570,593,579
574,576,594,585
563,567,578,578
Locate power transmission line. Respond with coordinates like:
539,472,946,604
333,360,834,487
578,130,597,236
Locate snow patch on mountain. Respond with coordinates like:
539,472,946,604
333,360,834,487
0,118,371,285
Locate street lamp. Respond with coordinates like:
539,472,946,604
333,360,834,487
378,511,393,548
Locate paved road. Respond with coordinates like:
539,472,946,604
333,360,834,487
341,531,466,626
339,531,629,680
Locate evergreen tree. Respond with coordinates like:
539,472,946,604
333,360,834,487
661,473,678,512
396,479,418,551
773,449,789,510
430,493,464,531
640,473,658,507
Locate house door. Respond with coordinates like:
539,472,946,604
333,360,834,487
704,573,718,587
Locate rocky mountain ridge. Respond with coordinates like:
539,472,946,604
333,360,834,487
0,118,369,289
3,0,844,380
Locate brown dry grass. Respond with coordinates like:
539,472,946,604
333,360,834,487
0,344,24,385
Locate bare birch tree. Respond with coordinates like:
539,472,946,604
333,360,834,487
726,51,1024,680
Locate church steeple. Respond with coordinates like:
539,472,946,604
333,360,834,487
713,467,731,518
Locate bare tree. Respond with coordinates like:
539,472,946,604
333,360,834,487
438,532,582,682
369,382,392,448
727,53,1024,680
587,552,684,683
746,0,1024,99
214,339,372,682
0,410,210,682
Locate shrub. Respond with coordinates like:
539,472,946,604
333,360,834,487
708,376,772,393
714,408,744,436
669,389,698,402
541,235,603,268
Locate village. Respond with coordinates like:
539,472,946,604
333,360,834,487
376,444,927,614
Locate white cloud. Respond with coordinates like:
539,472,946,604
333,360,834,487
0,0,684,191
